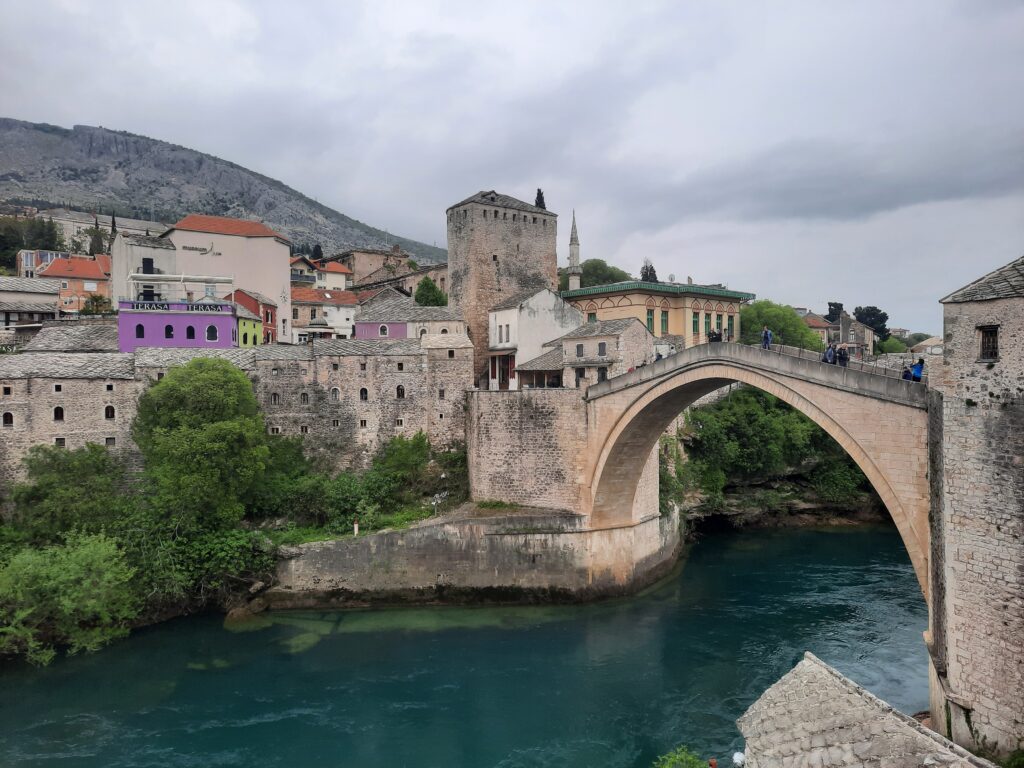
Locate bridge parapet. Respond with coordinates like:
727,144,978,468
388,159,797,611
586,342,929,409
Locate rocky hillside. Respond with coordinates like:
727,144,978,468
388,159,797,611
0,118,446,262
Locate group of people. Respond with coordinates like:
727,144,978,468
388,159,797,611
821,342,851,367
902,358,926,382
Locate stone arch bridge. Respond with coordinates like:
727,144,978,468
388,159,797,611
468,342,931,595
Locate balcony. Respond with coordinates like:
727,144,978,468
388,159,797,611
290,273,316,284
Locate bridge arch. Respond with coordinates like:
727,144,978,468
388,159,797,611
585,350,930,595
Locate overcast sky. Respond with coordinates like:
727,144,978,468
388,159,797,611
3,0,1023,332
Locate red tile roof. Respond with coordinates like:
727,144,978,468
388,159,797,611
318,261,352,274
290,286,360,306
803,313,832,329
38,256,109,281
170,214,289,241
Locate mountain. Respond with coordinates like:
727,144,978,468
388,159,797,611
0,118,446,262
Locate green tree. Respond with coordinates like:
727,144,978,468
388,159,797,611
81,294,112,315
0,533,139,665
640,258,658,283
414,275,447,306
11,444,131,543
853,305,890,341
739,300,823,350
876,336,906,354
535,188,546,210
904,332,930,347
312,243,323,261
651,745,705,767
559,258,633,290
825,301,844,323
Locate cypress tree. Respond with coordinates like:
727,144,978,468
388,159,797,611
535,189,546,210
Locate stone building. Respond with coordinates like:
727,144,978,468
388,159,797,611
36,208,167,250
353,288,465,340
331,245,415,285
0,276,60,339
930,253,1024,757
486,288,584,390
446,191,558,377
289,286,360,342
354,262,449,297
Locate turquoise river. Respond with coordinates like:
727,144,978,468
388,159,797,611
0,525,928,767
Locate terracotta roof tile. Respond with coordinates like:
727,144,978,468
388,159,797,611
170,214,288,241
318,261,352,274
290,286,360,306
38,257,109,281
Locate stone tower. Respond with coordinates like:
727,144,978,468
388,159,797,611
567,211,582,291
446,190,558,376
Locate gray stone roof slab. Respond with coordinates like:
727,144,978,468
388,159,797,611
940,253,1024,304
447,190,554,216
0,353,135,380
491,287,553,311
134,347,256,369
515,347,565,371
119,233,176,250
543,318,642,346
0,276,62,294
314,338,423,356
357,289,461,323
22,323,120,352
253,345,313,361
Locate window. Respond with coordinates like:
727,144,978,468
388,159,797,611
61,280,68,289
104,405,115,420
439,413,444,420
716,314,723,332
135,323,145,339
598,342,607,356
448,350,455,359
704,313,711,336
498,325,503,343
396,385,405,399
980,326,999,360
272,367,279,375
661,311,669,335
359,419,367,428
292,308,299,320
206,325,218,342
379,325,389,337
397,362,404,371
300,392,309,404
2,386,10,396
646,309,654,332
420,328,427,338
2,412,12,427
54,437,65,447
588,312,597,323
265,311,272,323
332,419,340,427
727,315,735,340
441,328,448,334
332,363,339,371
53,406,64,422
310,308,317,319
186,325,196,340
106,383,114,391
692,311,700,336
165,324,174,339
331,387,340,402
575,343,584,357
359,388,368,401
360,362,367,371
242,333,248,345
492,254,498,262
269,427,281,435
396,418,404,427
157,372,164,380
597,367,608,383
504,324,510,342
300,426,309,434
271,393,280,405
54,384,62,393
105,437,115,446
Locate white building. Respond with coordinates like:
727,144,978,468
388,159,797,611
37,208,167,249
486,287,584,390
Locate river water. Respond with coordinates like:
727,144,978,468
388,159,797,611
0,525,927,767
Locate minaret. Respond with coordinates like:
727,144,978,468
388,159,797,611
567,210,582,291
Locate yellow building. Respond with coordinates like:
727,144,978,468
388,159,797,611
236,304,262,347
561,280,755,348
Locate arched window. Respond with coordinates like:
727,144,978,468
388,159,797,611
300,392,309,404
164,324,174,339
359,388,368,401
243,332,248,345
396,385,405,399
420,328,427,338
53,406,64,422
379,325,389,337
271,393,280,405
104,405,115,420
331,387,340,402
186,325,196,340
440,328,448,335
135,323,144,339
206,325,218,342
2,412,12,427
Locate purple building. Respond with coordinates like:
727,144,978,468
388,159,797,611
354,321,407,339
117,300,238,353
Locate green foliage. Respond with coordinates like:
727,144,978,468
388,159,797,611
414,275,447,306
904,332,930,347
825,301,843,323
1000,749,1024,768
86,223,107,256
476,499,516,509
876,336,907,354
559,258,632,290
11,444,130,543
535,188,546,209
651,745,705,767
640,258,659,283
740,300,823,351
812,460,866,503
853,305,890,341
0,215,66,271
81,294,112,315
0,533,139,665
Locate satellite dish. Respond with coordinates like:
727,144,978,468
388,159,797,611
668,274,675,283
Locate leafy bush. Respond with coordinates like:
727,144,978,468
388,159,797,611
652,745,705,767
812,460,866,503
0,533,139,665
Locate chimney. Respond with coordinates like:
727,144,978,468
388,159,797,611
687,276,693,285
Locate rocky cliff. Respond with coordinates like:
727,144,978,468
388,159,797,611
0,118,446,261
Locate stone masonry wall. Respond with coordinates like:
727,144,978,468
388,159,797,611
467,389,586,512
936,296,1024,755
447,200,558,377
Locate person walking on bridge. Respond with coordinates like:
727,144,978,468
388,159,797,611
761,325,773,350
837,343,849,367
911,357,925,382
